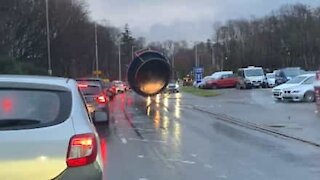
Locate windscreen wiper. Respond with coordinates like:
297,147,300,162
0,119,41,129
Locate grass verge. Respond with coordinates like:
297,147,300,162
181,86,219,97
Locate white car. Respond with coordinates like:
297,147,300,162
112,80,126,93
272,73,316,102
166,82,180,93
266,73,275,87
196,76,213,88
0,75,105,179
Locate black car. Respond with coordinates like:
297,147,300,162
77,79,110,127
275,67,303,85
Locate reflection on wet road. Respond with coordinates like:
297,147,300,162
98,91,320,180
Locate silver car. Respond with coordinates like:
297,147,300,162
272,73,316,102
0,75,105,180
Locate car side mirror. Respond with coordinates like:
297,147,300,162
92,111,108,123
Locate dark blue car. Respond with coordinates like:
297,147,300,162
275,67,303,85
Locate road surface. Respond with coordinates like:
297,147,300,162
97,89,320,180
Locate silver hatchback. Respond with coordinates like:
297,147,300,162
0,75,105,180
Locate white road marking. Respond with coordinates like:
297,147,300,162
315,110,319,114
166,158,196,165
137,155,144,158
139,178,148,180
128,138,167,144
190,153,198,157
204,164,213,169
120,137,127,144
217,175,228,179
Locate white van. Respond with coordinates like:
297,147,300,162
236,66,267,89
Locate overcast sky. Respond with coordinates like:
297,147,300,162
87,0,320,42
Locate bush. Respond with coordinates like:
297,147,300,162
0,57,47,75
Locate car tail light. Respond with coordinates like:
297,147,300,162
96,95,108,104
78,84,88,88
66,133,98,167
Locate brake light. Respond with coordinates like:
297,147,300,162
66,133,97,167
78,84,88,88
96,95,108,104
2,98,13,113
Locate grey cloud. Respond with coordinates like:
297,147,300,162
87,0,320,42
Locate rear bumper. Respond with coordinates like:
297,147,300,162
54,162,103,180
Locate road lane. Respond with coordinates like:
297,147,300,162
98,91,320,180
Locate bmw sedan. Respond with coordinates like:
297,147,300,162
272,73,316,102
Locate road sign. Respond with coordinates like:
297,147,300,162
93,70,102,75
193,67,204,83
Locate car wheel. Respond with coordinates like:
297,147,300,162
245,84,252,89
212,84,218,89
275,97,282,101
304,91,315,102
236,83,241,89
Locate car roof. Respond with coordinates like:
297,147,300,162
241,67,263,70
0,75,72,87
297,73,315,78
76,77,103,81
212,71,233,75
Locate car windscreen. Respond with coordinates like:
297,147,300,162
79,85,101,95
286,76,306,84
0,89,71,130
244,69,264,77
283,69,301,78
267,74,275,78
114,82,124,87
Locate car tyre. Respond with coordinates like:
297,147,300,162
304,91,315,102
212,84,218,89
236,83,242,89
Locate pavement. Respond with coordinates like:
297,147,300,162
97,89,320,180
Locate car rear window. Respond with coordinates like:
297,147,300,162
79,85,101,95
77,80,102,87
0,89,71,130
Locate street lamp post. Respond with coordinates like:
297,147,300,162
131,45,135,60
118,42,121,81
195,43,198,67
94,23,99,77
45,0,52,75
172,45,175,80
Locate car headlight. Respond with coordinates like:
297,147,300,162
175,84,179,88
244,79,251,83
292,90,300,93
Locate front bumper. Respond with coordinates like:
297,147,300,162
273,90,304,101
167,88,179,92
282,92,304,101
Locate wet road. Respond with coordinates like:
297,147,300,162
98,90,320,180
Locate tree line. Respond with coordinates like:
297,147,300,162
1,2,320,79
0,0,143,79
149,4,320,78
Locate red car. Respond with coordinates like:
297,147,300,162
206,73,238,89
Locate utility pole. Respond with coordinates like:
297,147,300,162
131,45,135,60
118,42,121,81
195,43,198,67
94,23,99,77
172,46,175,80
45,0,52,75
